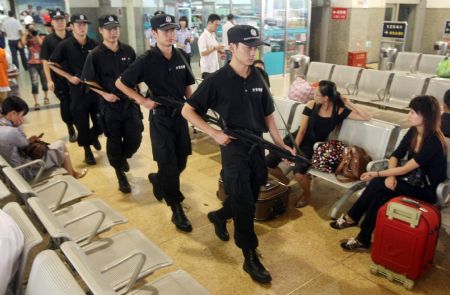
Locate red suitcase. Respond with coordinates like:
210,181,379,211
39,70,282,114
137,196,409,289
370,196,441,289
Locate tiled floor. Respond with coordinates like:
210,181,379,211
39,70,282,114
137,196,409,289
3,74,449,294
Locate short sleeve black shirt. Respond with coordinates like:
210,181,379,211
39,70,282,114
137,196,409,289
81,42,136,97
187,64,275,133
40,30,72,90
49,36,98,78
120,46,195,103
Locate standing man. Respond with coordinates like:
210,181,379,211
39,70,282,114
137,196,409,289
116,13,195,232
41,10,76,142
82,15,142,193
182,25,293,284
49,14,102,165
2,11,28,70
197,13,223,79
222,14,235,62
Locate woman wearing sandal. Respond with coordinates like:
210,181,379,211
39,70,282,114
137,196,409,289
331,96,447,251
266,80,371,207
0,96,87,181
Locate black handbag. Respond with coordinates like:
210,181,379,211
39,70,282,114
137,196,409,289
399,168,431,188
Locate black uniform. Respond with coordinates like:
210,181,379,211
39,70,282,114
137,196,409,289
81,42,142,170
188,64,274,250
50,36,102,147
41,31,73,127
120,46,195,206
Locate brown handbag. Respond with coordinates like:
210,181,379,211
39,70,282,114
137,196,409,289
334,146,372,183
22,140,50,160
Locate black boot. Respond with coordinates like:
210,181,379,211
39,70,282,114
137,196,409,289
170,203,192,232
148,173,163,201
121,159,130,172
92,136,102,151
207,211,229,241
243,249,272,284
68,125,77,143
116,169,131,193
84,146,96,165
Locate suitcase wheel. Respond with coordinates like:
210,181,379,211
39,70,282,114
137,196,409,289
404,280,414,290
369,265,378,275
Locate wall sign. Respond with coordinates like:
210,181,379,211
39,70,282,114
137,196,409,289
331,7,347,20
445,21,450,36
382,22,407,39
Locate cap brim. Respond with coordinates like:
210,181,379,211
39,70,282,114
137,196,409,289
102,23,120,29
73,20,91,24
52,16,65,20
242,40,270,47
158,24,178,30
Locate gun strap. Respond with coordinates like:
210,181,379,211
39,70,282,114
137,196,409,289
254,68,301,155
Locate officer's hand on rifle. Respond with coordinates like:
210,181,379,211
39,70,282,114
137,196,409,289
68,76,81,85
212,129,236,147
281,144,296,165
142,99,159,110
103,93,120,103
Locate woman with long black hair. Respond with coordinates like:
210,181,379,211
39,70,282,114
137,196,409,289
331,95,447,251
266,80,371,207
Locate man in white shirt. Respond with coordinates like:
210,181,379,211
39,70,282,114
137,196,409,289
222,14,235,62
2,11,28,70
198,13,224,79
0,209,25,295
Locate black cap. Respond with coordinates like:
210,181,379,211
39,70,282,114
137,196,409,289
70,14,90,24
50,9,65,20
151,14,178,31
154,10,165,16
228,25,269,47
99,14,120,29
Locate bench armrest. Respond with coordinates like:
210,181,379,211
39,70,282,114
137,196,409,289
366,159,388,172
376,88,387,101
35,180,69,211
436,180,450,208
101,251,146,294
64,210,106,245
15,159,46,185
345,83,357,95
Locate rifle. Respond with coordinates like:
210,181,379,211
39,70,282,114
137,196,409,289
148,95,310,167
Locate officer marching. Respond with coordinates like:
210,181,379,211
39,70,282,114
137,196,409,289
49,14,103,165
82,15,142,193
116,14,195,232
182,25,294,283
41,9,77,142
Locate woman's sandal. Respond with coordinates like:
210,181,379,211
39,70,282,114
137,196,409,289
74,168,88,179
43,97,50,105
34,103,40,110
295,195,311,208
330,214,357,230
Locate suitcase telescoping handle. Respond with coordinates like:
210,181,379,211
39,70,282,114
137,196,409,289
387,198,422,228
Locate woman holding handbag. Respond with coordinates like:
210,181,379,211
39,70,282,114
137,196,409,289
265,80,371,207
0,96,87,181
331,95,447,251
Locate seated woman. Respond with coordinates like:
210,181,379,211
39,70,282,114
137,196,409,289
331,95,447,251
265,80,372,207
0,96,87,181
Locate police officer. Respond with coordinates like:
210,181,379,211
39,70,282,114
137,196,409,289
41,9,77,142
116,14,195,232
49,14,102,165
81,15,142,193
182,25,293,284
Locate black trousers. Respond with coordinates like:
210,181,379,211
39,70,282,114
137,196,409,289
149,108,191,206
54,86,73,126
103,103,143,169
215,140,268,250
348,177,435,246
69,86,102,147
29,64,48,94
8,40,28,70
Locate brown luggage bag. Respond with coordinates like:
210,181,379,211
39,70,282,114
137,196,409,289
217,178,290,221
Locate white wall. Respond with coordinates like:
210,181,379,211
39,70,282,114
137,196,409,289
330,0,386,8
426,0,450,9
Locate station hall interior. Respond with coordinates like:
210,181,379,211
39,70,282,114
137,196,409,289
0,0,450,294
